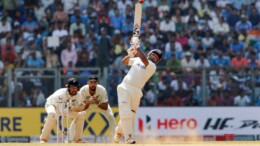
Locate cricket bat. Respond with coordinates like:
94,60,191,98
133,0,144,37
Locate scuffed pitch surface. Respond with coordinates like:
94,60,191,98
1,142,260,146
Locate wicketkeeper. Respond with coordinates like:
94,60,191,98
40,78,86,143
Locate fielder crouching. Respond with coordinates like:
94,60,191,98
40,78,86,143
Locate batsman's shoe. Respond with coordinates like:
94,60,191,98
39,139,47,143
114,133,122,143
126,137,136,144
73,139,85,143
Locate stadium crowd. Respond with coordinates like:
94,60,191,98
0,0,260,107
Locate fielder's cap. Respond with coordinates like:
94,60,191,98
88,75,98,81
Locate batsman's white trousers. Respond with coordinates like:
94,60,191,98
68,104,116,141
116,83,143,134
40,104,85,142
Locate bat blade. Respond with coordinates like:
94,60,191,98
133,3,142,37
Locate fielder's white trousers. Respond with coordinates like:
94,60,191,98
68,104,116,142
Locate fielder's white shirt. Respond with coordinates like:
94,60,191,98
122,58,156,89
80,84,108,106
46,88,82,108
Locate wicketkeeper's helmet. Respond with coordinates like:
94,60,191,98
147,49,163,63
66,78,80,91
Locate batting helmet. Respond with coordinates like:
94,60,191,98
147,49,163,63
66,78,80,91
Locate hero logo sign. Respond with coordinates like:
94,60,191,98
138,115,151,133
157,118,197,130
138,115,197,132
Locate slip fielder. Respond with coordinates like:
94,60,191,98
68,75,116,142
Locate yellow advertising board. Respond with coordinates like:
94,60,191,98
0,108,119,136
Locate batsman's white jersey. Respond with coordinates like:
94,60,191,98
122,57,156,89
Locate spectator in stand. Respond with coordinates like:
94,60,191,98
61,0,77,15
183,0,197,16
32,86,45,107
207,91,221,106
195,54,210,68
0,17,12,37
170,77,188,92
14,53,26,68
202,31,215,49
52,21,68,37
159,13,176,32
221,90,233,106
53,3,68,24
181,51,196,72
157,0,170,19
146,15,159,32
211,50,230,67
22,15,39,38
174,14,185,33
0,10,12,23
166,52,181,71
182,70,196,90
176,31,188,48
213,17,230,35
121,16,133,34
143,83,156,106
97,27,112,73
196,1,210,17
231,52,248,71
34,2,46,21
182,90,199,106
227,8,240,28
229,37,245,57
61,42,78,68
69,16,86,36
144,0,158,10
70,7,88,24
249,8,260,28
45,0,60,16
235,15,252,32
26,52,45,68
45,48,60,68
214,37,230,54
164,36,183,60
233,90,251,106
1,38,17,70
248,52,260,68
117,0,133,15
110,9,123,31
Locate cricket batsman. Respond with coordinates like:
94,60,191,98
114,36,162,144
40,78,86,143
68,75,117,142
